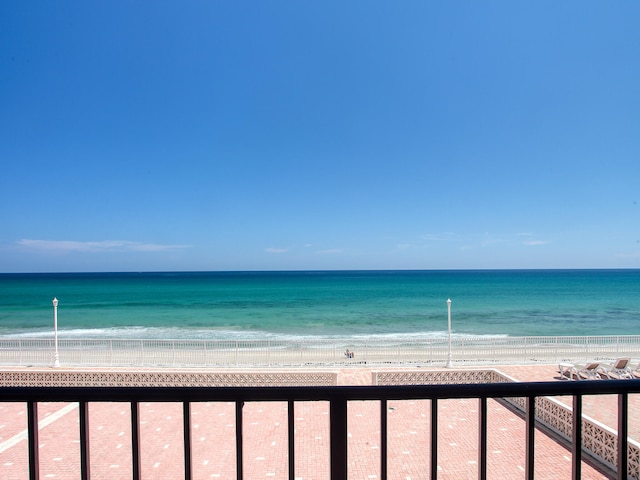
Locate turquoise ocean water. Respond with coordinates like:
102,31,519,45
0,270,639,341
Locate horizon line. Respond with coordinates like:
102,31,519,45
1,267,639,275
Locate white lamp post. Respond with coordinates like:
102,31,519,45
52,297,60,367
446,298,453,368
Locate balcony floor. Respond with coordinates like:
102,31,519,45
0,364,631,479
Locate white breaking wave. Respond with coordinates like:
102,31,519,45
0,326,508,343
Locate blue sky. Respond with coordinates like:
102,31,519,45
1,1,639,272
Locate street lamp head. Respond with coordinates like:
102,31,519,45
52,297,58,307
447,298,451,305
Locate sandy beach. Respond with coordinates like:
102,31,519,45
1,364,637,479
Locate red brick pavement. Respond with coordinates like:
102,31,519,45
0,366,627,479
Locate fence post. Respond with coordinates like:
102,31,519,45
288,400,295,479
201,340,205,367
131,402,141,480
571,395,582,480
430,398,438,480
183,402,192,480
330,395,348,480
617,393,628,480
27,401,39,480
381,399,387,480
525,396,536,480
79,401,91,480
478,397,487,480
236,401,244,480
586,336,590,358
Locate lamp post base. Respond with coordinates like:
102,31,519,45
53,353,60,368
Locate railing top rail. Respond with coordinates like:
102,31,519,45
2,379,640,403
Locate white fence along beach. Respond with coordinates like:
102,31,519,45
1,335,639,368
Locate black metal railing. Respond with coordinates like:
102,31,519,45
2,380,640,480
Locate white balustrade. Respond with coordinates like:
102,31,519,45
0,335,639,368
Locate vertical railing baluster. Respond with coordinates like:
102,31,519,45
478,397,487,480
380,399,387,480
288,399,295,479
79,401,91,480
571,394,582,480
330,395,348,480
27,401,40,480
172,340,176,367
204,340,208,366
430,398,438,480
131,402,141,480
236,401,243,480
617,393,628,480
183,402,192,480
525,396,535,480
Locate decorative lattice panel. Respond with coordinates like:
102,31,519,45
374,369,507,385
0,370,337,387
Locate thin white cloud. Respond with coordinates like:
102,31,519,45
422,232,455,241
17,239,191,252
480,233,504,247
523,240,550,246
515,232,551,246
265,247,289,254
616,252,640,259
410,231,550,251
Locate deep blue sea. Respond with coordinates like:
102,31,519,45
0,270,639,341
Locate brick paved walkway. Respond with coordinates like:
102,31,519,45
0,365,630,479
